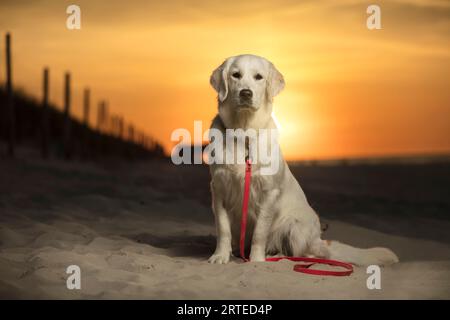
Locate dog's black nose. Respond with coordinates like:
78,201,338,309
239,89,253,99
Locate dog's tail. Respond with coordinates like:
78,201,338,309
311,239,399,266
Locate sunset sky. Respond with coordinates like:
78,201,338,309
0,0,449,160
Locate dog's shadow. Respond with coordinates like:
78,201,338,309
126,233,216,258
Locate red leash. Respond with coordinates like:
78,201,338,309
239,158,353,276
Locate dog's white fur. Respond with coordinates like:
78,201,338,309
208,54,399,266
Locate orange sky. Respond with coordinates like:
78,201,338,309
0,0,449,160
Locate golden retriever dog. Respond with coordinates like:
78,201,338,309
207,54,399,266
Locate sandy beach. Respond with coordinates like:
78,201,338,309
0,154,449,299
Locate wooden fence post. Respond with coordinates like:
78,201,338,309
97,101,103,132
128,125,134,143
83,88,90,127
63,72,71,159
110,115,116,136
118,116,124,139
103,101,109,133
41,67,49,158
81,88,90,159
5,33,15,156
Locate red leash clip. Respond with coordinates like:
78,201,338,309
239,158,353,276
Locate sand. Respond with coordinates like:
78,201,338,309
0,155,449,299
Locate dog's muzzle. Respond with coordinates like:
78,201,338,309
239,89,253,99
238,89,253,108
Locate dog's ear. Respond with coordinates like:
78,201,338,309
210,57,234,102
267,62,285,101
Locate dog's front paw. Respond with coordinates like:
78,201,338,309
249,251,266,262
208,252,230,264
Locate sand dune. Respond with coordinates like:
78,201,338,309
0,157,449,299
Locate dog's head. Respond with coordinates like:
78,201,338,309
210,54,285,111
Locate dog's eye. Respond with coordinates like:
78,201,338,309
254,74,263,80
232,72,241,79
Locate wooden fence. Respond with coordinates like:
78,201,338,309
0,32,165,160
